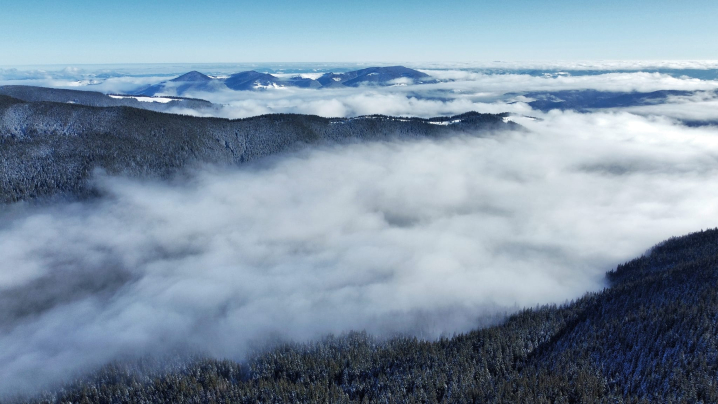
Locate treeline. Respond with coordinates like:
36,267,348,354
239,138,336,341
0,95,513,203
13,228,718,403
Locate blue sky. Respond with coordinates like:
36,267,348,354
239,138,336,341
1,0,717,65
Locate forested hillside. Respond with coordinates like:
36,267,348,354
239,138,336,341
523,89,700,112
0,94,513,203
0,86,214,112
13,228,718,403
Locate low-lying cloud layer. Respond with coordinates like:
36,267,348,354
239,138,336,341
168,71,718,119
4,64,718,121
620,91,718,122
2,110,718,396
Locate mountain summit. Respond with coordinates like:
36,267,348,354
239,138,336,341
224,70,284,90
137,70,218,96
133,66,435,96
170,71,212,82
318,66,435,87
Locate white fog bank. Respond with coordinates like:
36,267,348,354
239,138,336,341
2,111,718,395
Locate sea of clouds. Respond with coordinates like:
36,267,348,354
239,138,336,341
162,71,718,120
3,62,718,121
2,62,718,396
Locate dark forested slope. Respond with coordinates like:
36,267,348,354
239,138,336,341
523,89,703,112
0,85,214,112
0,95,513,203
17,228,718,403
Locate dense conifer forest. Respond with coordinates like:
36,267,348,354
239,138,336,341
0,93,513,203
7,228,717,403
0,86,214,112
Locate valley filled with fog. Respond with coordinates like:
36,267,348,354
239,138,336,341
2,62,718,396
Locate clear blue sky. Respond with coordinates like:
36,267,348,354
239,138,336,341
1,0,716,65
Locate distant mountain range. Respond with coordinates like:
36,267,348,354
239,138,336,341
521,89,698,112
515,89,718,126
0,89,514,203
135,66,436,96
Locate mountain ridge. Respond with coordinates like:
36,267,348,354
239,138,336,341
170,71,212,82
136,66,435,96
0,85,215,112
0,94,515,204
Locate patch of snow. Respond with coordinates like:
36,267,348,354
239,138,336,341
428,119,462,126
109,95,175,103
69,79,101,86
299,73,323,80
388,77,413,86
253,82,286,90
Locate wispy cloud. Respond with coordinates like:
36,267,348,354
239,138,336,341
619,91,718,122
